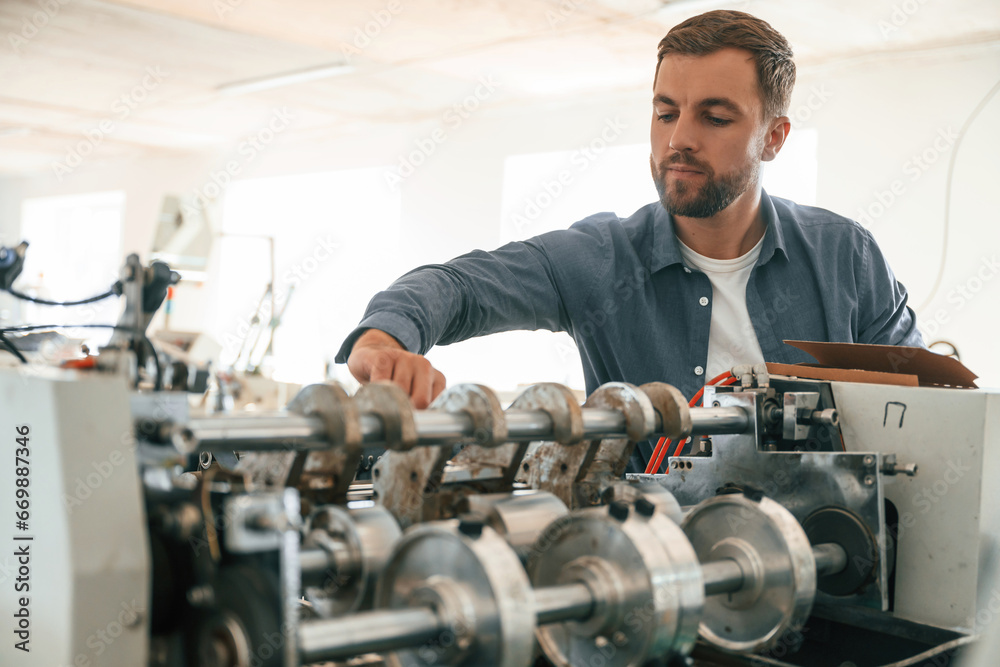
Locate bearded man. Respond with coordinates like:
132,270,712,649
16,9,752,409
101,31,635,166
335,10,923,473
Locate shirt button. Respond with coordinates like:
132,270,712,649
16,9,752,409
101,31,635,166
683,267,692,274
694,366,704,376
699,296,709,306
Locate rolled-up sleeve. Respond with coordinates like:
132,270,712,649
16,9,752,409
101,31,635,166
857,231,924,348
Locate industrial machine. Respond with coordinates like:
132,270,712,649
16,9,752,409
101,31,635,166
3,356,999,667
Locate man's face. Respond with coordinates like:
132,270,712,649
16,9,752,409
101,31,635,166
650,47,769,218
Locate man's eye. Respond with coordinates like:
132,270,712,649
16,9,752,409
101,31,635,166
657,113,675,122
707,116,731,126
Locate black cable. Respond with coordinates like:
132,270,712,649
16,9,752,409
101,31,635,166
0,323,122,333
142,334,163,391
0,332,27,364
4,283,121,306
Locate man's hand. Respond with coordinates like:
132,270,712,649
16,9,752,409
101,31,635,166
346,329,446,409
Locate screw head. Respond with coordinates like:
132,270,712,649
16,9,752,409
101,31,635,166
457,513,485,538
864,475,876,487
608,500,630,522
634,497,656,518
863,455,875,467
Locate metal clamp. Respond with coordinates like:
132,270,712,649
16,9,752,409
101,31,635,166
640,382,692,441
515,382,585,445
431,384,508,448
355,381,419,451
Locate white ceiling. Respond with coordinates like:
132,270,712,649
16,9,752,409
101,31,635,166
0,0,997,175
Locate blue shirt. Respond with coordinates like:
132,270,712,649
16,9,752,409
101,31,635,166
336,191,923,471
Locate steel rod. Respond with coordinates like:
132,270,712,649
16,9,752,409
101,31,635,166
812,542,848,577
701,558,746,596
174,405,751,454
689,407,750,436
534,583,596,625
701,543,847,598
298,607,444,662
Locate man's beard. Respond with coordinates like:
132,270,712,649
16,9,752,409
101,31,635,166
650,152,759,218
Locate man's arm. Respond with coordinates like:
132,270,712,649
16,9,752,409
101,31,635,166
857,231,924,347
337,235,589,405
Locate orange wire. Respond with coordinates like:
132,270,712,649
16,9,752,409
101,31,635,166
667,375,738,460
645,371,735,474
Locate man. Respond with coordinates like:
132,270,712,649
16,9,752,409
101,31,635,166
335,10,923,473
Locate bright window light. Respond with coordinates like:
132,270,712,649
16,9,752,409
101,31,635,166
214,169,401,385
763,127,818,205
16,191,125,348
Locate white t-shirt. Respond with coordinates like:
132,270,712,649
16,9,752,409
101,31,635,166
678,236,766,380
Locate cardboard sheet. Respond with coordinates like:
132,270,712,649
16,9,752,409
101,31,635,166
765,340,978,388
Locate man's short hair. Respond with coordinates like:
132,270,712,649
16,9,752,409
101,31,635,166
655,10,796,120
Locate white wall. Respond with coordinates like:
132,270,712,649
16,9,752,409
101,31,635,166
1,41,997,387
794,42,1000,385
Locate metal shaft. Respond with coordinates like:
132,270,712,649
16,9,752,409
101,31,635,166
299,607,445,662
298,583,592,663
534,583,595,625
174,405,749,454
701,542,847,597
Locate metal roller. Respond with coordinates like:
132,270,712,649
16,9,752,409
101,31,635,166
298,519,537,667
295,494,849,667
528,500,705,667
300,504,401,616
463,491,569,563
681,493,820,653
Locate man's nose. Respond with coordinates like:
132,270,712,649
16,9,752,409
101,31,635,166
668,114,700,153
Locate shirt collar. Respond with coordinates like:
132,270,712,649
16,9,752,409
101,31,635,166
649,189,788,273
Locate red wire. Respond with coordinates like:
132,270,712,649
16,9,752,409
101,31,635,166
645,371,734,474
667,375,737,460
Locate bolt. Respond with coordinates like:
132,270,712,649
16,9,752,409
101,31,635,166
864,475,875,487
634,497,656,518
863,455,875,467
187,585,214,607
609,500,630,522
457,513,485,538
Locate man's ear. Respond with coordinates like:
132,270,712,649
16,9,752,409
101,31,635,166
761,116,791,162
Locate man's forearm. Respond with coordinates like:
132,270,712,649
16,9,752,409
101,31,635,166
335,242,569,364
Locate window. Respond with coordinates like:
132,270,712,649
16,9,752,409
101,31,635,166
15,191,125,347
214,169,402,385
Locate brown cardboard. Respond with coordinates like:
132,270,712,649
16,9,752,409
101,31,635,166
766,340,978,389
765,361,920,387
